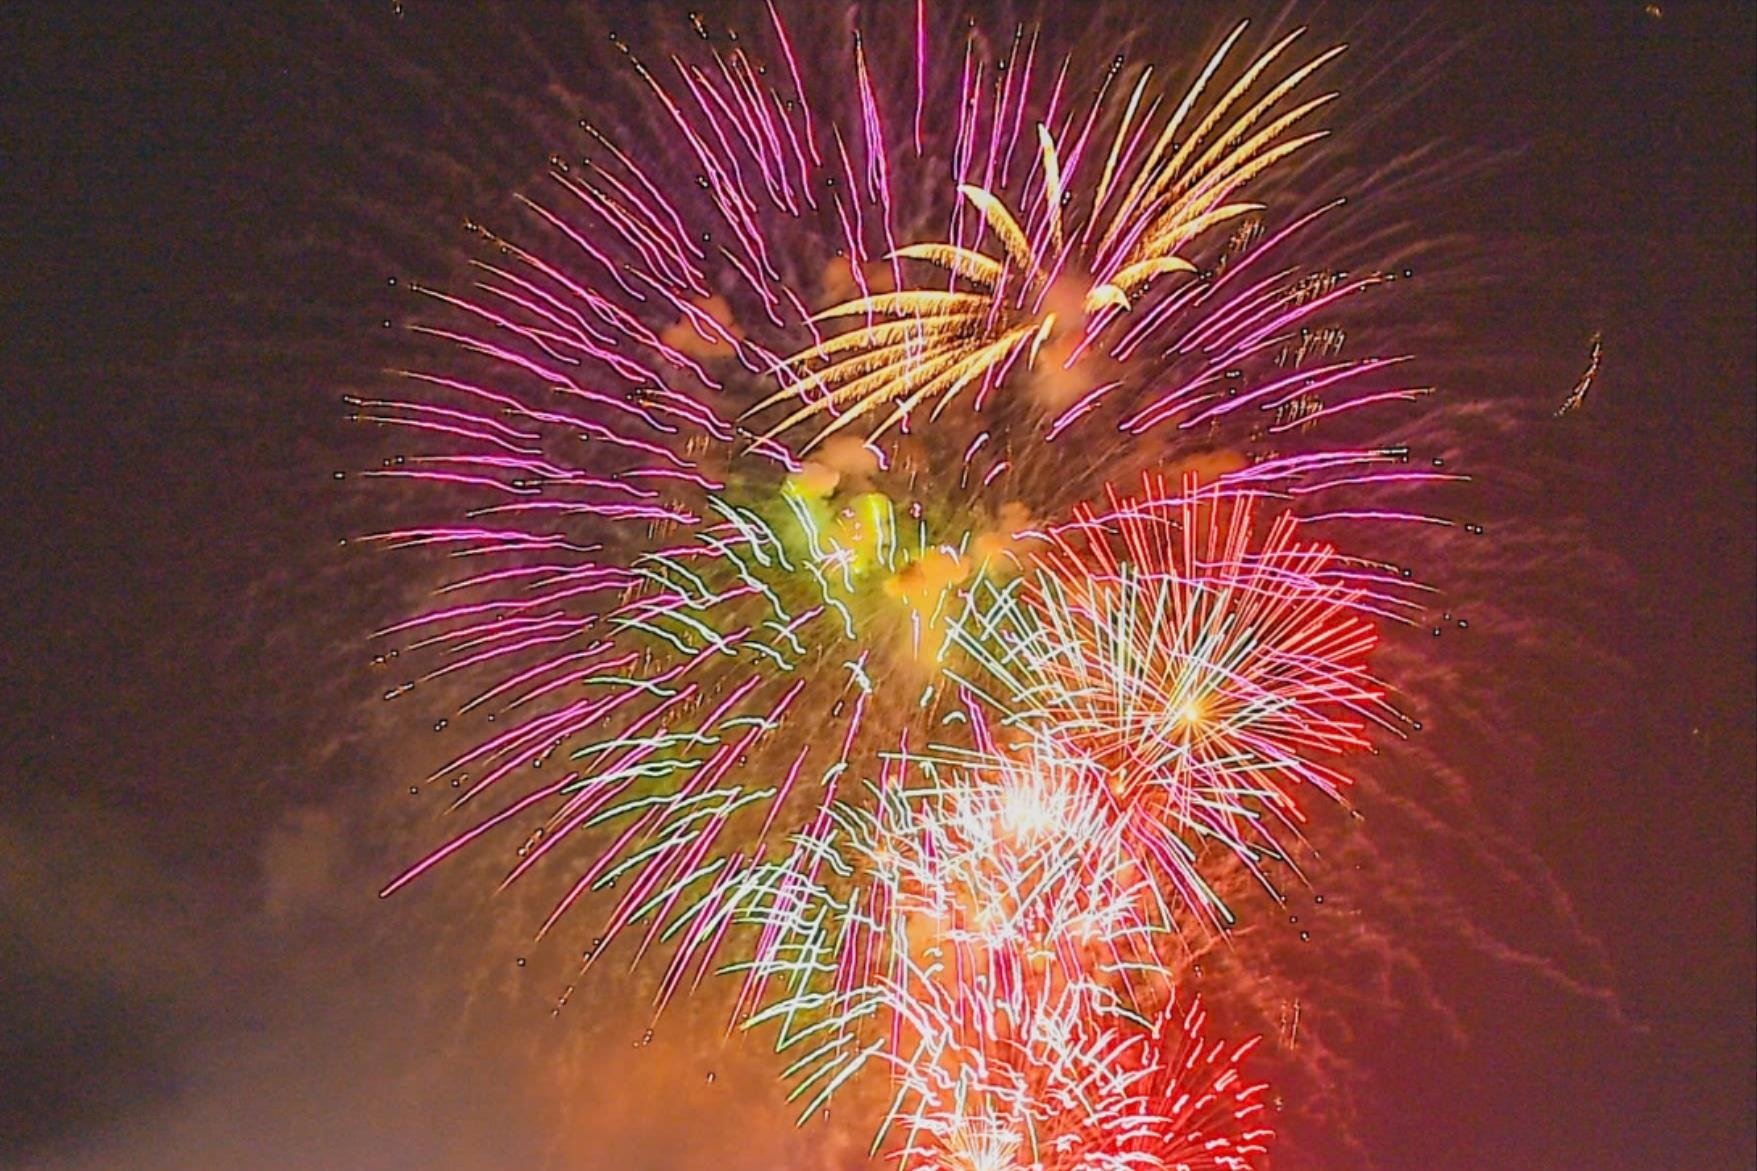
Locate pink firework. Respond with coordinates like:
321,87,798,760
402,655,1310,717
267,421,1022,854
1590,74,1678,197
361,8,1456,1149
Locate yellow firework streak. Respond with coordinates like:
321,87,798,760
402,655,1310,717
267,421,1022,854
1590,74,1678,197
751,24,1343,450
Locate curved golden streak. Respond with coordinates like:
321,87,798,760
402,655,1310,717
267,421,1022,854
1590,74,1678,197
808,314,976,355
874,354,998,434
782,314,974,368
1131,121,1330,271
1106,255,1197,295
1025,313,1058,366
1158,27,1309,196
1182,95,1338,214
1037,123,1064,252
812,330,1029,448
1163,56,1343,205
1168,130,1330,235
1099,21,1252,255
1084,284,1133,313
1090,68,1156,237
888,243,1005,288
902,328,1038,430
747,321,977,421
1133,89,1336,264
758,347,975,442
788,337,963,399
1103,30,1312,268
925,327,1037,420
1134,203,1263,263
800,335,985,405
811,290,992,322
958,184,1039,277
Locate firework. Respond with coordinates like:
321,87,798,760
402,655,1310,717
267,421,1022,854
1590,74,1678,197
886,977,1273,1171
724,727,1164,1116
721,731,1274,1163
953,475,1420,927
364,4,1449,1153
752,22,1346,452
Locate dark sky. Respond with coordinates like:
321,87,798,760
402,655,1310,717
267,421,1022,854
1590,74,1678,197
1,2,1751,1169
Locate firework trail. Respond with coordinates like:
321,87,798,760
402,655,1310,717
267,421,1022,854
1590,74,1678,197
1554,329,1602,416
360,3,1470,1160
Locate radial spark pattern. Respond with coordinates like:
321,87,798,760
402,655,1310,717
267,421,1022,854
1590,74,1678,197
955,477,1419,924
366,6,1456,1161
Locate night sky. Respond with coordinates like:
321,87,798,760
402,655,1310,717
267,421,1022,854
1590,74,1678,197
1,3,1752,1169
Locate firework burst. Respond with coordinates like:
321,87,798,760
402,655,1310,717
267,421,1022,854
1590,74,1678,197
954,475,1421,927
754,22,1349,454
886,977,1272,1171
363,4,1456,1157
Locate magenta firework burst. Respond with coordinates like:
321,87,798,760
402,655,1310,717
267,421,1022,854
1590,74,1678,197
365,4,1461,1161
